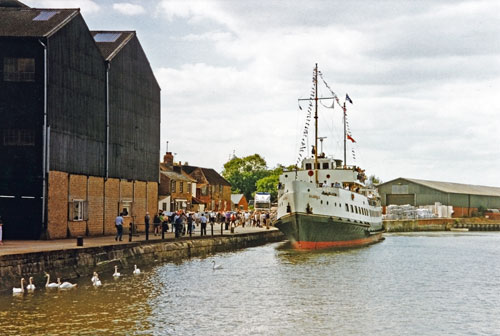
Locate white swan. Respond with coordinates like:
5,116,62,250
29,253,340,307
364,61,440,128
45,273,59,288
57,278,77,289
212,260,223,270
26,277,36,291
133,265,141,275
91,272,98,283
113,265,121,277
12,278,25,294
92,272,102,287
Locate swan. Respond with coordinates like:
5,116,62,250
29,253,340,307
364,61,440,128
92,272,102,287
12,278,25,294
57,278,77,289
133,265,141,275
212,260,223,270
113,265,121,277
26,277,36,291
45,273,59,288
91,272,98,283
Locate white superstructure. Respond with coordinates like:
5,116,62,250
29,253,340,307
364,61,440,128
277,156,382,228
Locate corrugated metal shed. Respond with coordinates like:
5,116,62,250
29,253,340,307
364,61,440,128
389,178,500,197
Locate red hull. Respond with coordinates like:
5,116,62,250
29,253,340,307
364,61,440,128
292,233,383,250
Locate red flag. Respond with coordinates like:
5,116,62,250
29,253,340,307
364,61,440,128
347,134,356,143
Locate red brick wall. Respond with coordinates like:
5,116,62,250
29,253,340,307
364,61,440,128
47,171,69,239
88,176,104,235
47,171,158,238
104,178,119,235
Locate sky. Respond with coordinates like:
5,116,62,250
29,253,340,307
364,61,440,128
25,0,500,187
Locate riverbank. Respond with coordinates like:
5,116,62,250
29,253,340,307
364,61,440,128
0,227,284,291
384,217,500,232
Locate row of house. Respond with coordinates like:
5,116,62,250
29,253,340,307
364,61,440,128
158,152,248,213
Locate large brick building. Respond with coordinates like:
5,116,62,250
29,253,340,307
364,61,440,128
0,2,160,239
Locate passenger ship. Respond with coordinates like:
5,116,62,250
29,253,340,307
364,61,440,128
275,64,384,249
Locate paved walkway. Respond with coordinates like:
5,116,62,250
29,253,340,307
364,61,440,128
0,225,279,257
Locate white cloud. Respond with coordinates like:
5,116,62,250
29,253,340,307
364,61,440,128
23,0,100,14
112,3,146,16
157,0,239,30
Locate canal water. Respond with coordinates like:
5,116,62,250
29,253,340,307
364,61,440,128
1,232,500,335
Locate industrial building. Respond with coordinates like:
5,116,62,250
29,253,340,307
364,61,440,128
377,178,500,218
0,2,160,239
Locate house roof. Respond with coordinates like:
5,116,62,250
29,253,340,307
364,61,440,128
231,194,245,204
0,7,79,37
160,170,196,183
181,165,231,186
90,30,135,61
379,177,500,197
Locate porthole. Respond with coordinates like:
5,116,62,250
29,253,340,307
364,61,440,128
327,201,329,205
307,189,310,192
285,174,288,178
321,200,323,204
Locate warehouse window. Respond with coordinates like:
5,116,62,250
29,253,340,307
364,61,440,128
69,200,88,221
3,57,35,82
3,129,35,146
119,200,132,217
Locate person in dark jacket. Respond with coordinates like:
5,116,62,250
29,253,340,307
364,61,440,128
153,213,161,236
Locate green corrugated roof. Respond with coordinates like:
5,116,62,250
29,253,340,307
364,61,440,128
382,177,500,197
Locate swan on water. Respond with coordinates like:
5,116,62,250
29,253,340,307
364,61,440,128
57,278,77,289
45,273,59,288
133,265,141,275
113,265,121,277
212,260,223,270
91,272,98,283
26,277,36,291
12,278,25,294
92,272,102,287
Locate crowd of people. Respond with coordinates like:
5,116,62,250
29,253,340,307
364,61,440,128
145,209,274,238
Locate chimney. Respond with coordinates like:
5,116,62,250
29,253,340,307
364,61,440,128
163,152,173,169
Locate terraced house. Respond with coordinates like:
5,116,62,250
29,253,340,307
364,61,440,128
0,1,160,239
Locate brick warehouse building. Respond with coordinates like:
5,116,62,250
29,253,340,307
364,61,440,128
0,2,161,239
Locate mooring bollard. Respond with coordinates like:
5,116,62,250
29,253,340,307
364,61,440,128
129,223,133,242
76,236,83,246
211,223,214,236
161,222,166,240
221,223,223,235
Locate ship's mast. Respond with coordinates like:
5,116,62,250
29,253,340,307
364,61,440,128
298,64,335,185
343,101,347,167
314,63,319,184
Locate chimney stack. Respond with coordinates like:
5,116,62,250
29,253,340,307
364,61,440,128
163,152,173,170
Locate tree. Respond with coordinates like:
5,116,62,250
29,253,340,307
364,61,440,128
366,175,382,187
255,166,284,202
222,154,270,200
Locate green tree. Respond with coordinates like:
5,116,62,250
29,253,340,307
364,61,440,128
366,175,382,187
222,154,269,200
255,166,284,202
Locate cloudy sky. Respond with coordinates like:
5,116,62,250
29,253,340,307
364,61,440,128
26,0,500,187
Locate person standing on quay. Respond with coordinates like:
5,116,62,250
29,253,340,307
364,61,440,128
144,212,150,238
200,213,207,236
115,213,124,241
153,212,161,236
